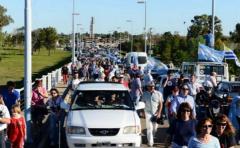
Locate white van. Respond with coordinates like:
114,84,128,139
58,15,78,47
181,62,229,83
125,52,148,70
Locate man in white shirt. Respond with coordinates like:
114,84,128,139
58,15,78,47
142,81,163,147
188,74,201,100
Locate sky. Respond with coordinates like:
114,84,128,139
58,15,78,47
1,0,240,36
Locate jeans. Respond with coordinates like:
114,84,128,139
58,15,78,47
48,113,59,145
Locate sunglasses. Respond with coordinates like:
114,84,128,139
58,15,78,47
182,88,189,90
202,125,213,129
181,109,191,113
216,122,227,126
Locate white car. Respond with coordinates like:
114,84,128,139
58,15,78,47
66,82,144,147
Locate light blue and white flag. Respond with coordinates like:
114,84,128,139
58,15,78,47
198,44,225,62
224,45,237,60
224,45,240,67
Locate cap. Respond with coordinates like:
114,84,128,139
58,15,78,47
147,81,155,87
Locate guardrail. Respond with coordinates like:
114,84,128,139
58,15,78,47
16,63,72,109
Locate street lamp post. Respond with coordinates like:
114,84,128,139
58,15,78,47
126,20,134,52
212,0,215,47
117,27,121,57
77,24,81,56
24,0,32,142
80,28,84,51
72,0,79,63
149,27,152,56
137,0,147,53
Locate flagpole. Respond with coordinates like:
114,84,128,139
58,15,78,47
212,0,215,47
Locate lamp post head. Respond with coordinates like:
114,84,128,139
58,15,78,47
137,0,145,4
72,13,80,15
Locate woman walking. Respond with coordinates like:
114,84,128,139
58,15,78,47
167,102,197,147
188,117,220,148
212,114,236,148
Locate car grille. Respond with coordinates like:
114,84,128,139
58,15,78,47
88,128,119,136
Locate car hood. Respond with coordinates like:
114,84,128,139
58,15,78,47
67,110,138,128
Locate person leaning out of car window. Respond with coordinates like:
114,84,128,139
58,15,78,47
142,81,163,147
212,114,236,148
166,102,197,148
0,94,10,148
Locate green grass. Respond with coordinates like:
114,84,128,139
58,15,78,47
0,48,71,87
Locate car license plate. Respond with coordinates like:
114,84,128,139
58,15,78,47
96,142,111,146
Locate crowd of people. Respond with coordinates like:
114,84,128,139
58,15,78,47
0,53,240,148
59,55,240,148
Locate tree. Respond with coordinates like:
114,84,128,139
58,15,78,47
230,23,240,47
32,28,42,53
0,5,13,48
0,5,14,30
187,14,223,41
11,27,24,47
42,27,58,56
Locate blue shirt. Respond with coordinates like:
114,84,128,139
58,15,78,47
188,136,220,148
170,94,196,117
168,119,197,146
1,88,20,111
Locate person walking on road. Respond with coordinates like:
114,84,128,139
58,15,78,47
47,88,64,146
212,114,236,148
142,81,163,147
166,102,197,147
188,118,220,148
170,84,196,118
61,64,69,85
130,73,143,104
31,80,48,124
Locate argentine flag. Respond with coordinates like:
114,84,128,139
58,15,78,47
198,44,225,63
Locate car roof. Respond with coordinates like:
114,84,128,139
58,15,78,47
76,81,128,91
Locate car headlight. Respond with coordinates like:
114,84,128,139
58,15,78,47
66,126,85,135
123,126,141,134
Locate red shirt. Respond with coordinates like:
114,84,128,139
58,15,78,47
7,116,26,148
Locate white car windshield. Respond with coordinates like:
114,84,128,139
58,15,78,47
71,91,134,110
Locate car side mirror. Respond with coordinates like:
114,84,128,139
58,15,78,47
135,101,145,110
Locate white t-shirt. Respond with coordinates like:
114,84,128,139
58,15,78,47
0,104,10,131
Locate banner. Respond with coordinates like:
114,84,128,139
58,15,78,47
198,44,225,62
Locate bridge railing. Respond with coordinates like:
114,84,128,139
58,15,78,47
16,63,72,109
